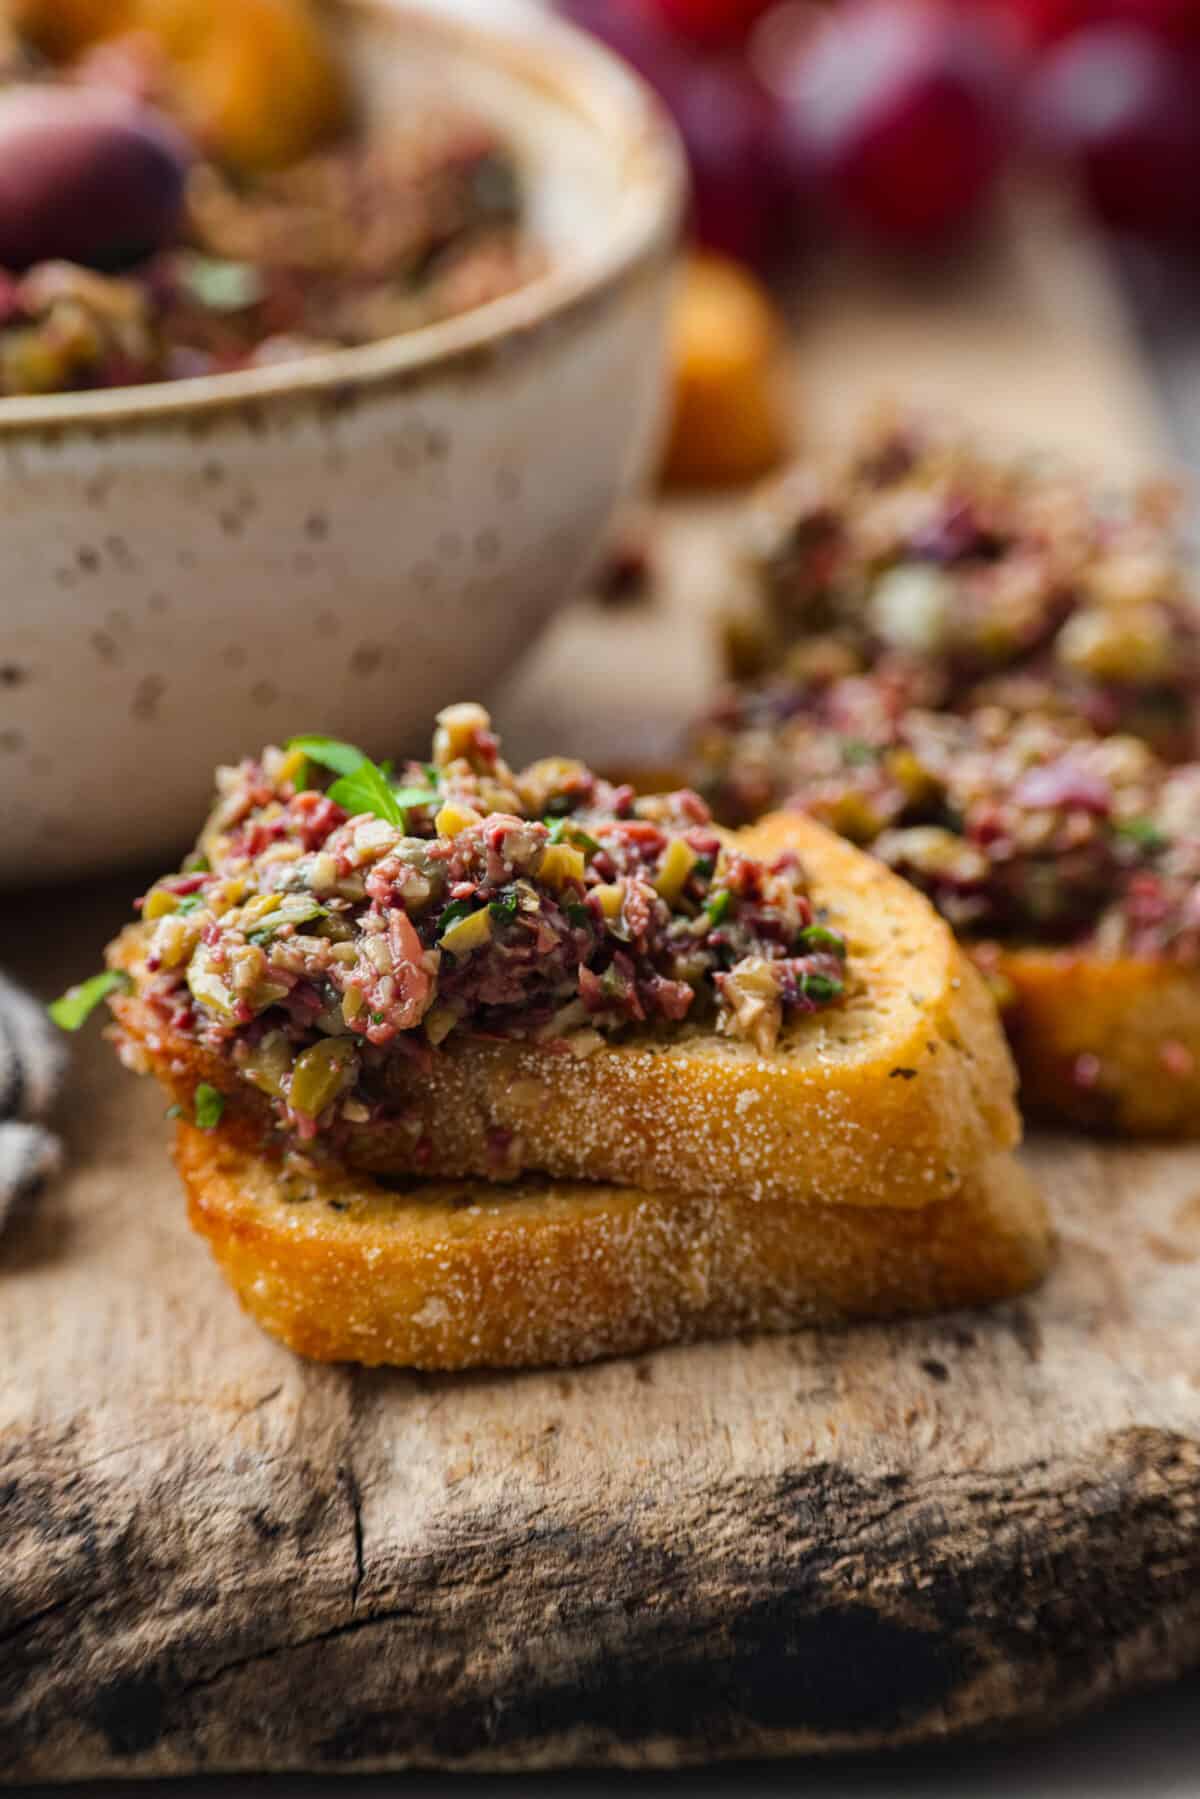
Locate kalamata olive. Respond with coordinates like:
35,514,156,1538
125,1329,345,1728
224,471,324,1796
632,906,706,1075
0,86,190,272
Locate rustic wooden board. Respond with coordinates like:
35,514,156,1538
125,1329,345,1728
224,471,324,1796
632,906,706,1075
3,195,1199,1779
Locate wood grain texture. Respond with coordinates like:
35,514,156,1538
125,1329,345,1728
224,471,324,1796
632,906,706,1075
4,195,1197,1779
4,882,1200,1778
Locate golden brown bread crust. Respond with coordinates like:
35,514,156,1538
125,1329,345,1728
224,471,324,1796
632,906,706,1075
175,1124,1051,1370
986,944,1200,1136
109,814,1020,1210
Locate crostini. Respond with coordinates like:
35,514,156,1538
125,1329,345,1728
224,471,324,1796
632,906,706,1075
101,706,1019,1209
691,414,1200,1134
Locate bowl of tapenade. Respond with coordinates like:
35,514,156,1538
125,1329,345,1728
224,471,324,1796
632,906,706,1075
0,0,685,883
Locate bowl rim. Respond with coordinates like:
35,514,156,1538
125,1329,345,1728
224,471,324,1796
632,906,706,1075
0,0,687,436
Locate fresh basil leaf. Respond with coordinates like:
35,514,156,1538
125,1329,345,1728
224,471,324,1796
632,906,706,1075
565,902,592,930
176,895,205,915
328,762,403,827
288,736,370,779
489,890,519,923
194,1083,225,1130
392,785,440,810
49,968,131,1032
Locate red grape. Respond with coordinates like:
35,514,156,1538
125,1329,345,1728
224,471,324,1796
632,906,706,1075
644,0,777,51
666,56,785,263
1026,23,1200,241
556,0,787,265
996,0,1200,46
777,1,1014,248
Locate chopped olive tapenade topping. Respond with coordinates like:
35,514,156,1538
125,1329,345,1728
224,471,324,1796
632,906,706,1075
125,704,847,1140
691,413,1200,963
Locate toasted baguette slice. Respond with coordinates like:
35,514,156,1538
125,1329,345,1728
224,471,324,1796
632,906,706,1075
176,1124,1050,1370
985,944,1200,1136
111,816,1019,1211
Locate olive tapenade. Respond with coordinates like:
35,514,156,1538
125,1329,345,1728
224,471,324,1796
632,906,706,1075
114,705,847,1143
0,17,538,396
694,675,1200,963
692,412,1200,968
729,410,1200,761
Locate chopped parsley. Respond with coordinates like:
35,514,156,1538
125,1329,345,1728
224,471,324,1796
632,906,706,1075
704,889,733,926
800,924,848,958
1116,817,1167,853
799,971,844,1003
436,898,478,936
178,253,265,312
546,818,602,856
194,1083,225,1130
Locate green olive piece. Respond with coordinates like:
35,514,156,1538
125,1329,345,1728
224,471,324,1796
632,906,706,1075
290,1037,359,1120
243,1031,294,1101
186,944,238,1019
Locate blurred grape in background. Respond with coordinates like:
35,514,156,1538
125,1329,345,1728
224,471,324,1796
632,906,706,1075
558,0,1200,259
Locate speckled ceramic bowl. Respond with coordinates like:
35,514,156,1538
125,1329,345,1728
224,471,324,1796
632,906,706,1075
0,0,684,885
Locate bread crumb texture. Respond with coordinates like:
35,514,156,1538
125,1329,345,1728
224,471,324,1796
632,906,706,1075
176,1125,1050,1370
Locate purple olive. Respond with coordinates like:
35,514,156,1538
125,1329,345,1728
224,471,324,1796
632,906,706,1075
0,86,191,272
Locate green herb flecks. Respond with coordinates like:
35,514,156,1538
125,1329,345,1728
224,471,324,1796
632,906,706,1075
49,968,131,1032
546,818,602,858
704,889,733,926
179,253,266,313
799,971,844,1004
1116,817,1168,854
436,898,478,937
800,924,847,958
194,1083,225,1131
